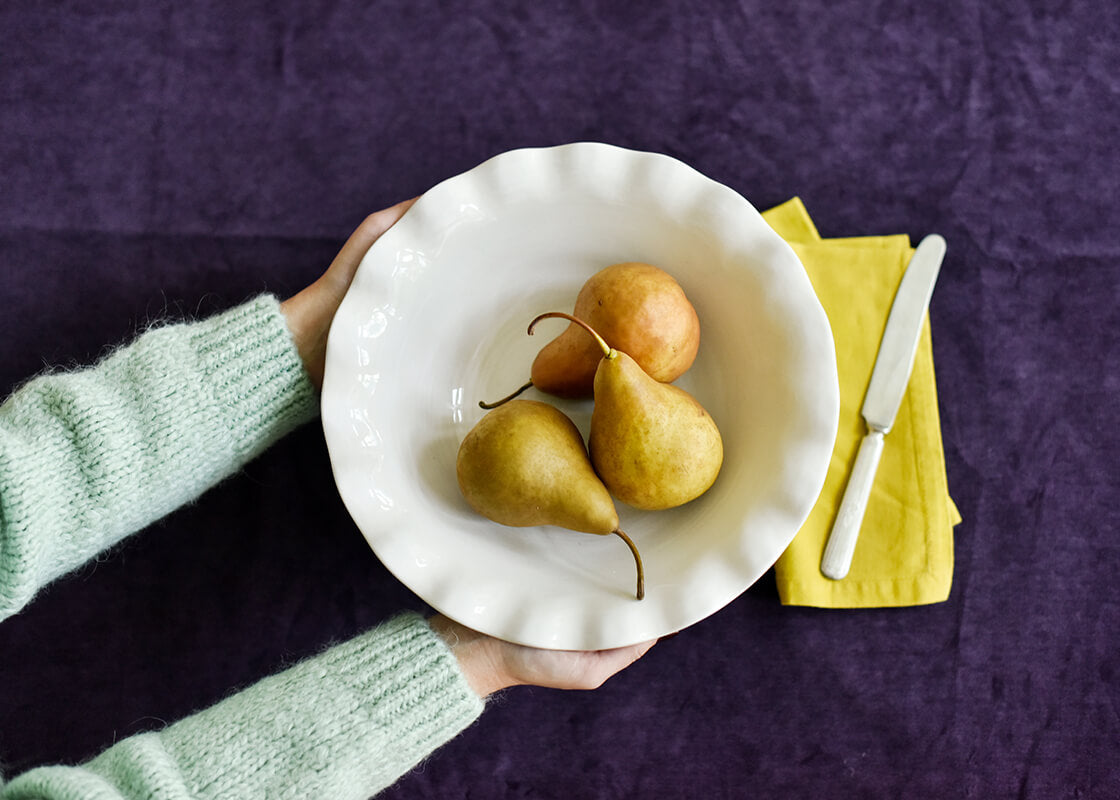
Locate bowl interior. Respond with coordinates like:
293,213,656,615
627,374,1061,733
322,143,838,649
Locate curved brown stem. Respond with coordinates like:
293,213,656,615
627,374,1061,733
528,311,614,359
478,380,533,409
612,528,645,600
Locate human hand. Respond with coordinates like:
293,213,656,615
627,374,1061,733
280,198,417,389
429,614,658,698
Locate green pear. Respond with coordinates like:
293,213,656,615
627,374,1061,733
480,262,700,408
456,399,644,599
530,312,723,511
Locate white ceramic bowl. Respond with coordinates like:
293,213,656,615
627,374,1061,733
321,143,838,649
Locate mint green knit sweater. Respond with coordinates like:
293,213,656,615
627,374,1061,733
0,296,484,799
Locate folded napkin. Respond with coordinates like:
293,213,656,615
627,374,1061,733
761,198,960,608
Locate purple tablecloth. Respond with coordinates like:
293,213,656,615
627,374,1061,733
2,2,1117,797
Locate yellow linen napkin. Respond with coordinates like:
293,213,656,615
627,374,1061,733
762,198,960,608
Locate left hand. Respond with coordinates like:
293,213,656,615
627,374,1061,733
281,198,417,389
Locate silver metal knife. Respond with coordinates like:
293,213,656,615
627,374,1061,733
820,233,947,580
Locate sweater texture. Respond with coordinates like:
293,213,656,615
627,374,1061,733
0,295,317,620
0,296,484,798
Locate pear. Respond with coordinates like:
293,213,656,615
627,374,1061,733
530,312,723,511
480,262,700,407
456,399,644,599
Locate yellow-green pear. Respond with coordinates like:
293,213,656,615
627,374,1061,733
529,313,723,511
456,399,644,599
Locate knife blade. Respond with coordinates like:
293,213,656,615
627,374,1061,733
820,233,947,580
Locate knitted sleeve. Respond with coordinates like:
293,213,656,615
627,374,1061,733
0,612,486,799
0,295,318,621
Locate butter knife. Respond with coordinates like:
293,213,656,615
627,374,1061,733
820,233,947,580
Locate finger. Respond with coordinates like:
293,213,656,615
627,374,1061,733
353,197,418,244
633,638,658,659
598,638,657,672
328,197,419,277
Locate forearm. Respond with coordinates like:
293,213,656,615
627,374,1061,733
0,295,317,621
0,613,485,800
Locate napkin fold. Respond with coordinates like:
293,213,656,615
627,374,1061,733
762,198,960,608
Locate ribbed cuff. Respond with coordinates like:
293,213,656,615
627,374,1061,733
0,445,39,620
335,612,486,776
189,295,318,462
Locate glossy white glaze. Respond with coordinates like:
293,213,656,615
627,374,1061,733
321,143,838,649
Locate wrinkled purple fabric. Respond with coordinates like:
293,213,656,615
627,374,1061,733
1,1,1117,798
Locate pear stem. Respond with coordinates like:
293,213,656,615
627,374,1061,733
528,311,614,359
478,380,533,409
612,528,645,600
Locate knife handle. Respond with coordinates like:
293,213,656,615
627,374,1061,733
821,429,885,580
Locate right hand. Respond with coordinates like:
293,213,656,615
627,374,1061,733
428,615,657,697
